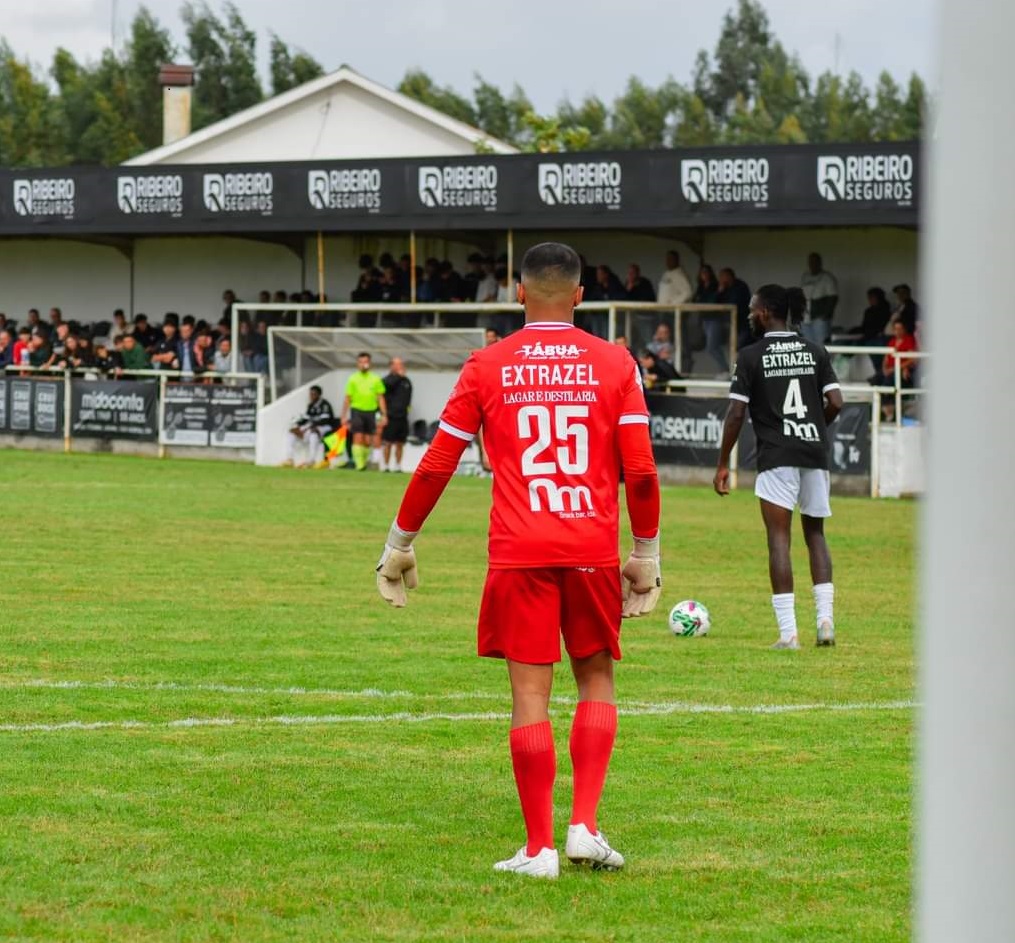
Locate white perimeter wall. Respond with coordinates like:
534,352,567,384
256,367,461,468
0,228,916,330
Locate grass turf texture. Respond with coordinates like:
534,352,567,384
0,451,915,942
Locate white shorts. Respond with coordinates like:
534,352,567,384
755,467,832,518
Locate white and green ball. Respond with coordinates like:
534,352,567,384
668,600,711,637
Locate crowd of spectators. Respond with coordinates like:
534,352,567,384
0,248,920,387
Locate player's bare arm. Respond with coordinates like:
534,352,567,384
824,387,844,425
714,400,747,496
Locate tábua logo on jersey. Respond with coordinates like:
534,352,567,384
537,161,622,209
12,178,75,218
307,169,382,212
417,165,498,210
680,158,769,205
117,175,184,216
817,154,913,204
515,341,587,360
202,172,273,215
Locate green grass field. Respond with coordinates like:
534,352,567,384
0,451,915,942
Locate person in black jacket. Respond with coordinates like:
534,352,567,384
283,385,335,469
380,357,413,472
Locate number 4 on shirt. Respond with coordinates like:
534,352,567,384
782,378,809,419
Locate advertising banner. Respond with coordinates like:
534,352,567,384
0,377,64,436
646,394,728,467
209,383,258,447
70,380,157,440
161,383,211,446
0,378,6,430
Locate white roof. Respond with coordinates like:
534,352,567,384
126,66,517,166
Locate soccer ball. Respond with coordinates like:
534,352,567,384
668,600,711,637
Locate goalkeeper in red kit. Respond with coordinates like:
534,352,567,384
376,242,661,879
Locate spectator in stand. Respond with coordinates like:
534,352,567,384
0,329,13,368
49,307,64,333
398,254,413,299
378,262,402,304
462,253,485,301
800,252,839,346
273,289,288,304
0,314,8,335
13,328,31,367
485,327,502,346
646,322,675,364
75,336,95,368
94,342,121,375
213,338,232,374
639,350,680,388
194,331,215,376
475,257,499,304
625,263,656,302
417,258,440,304
28,334,51,368
717,267,753,350
109,310,130,344
152,321,180,372
436,260,464,302
657,250,693,306
251,321,269,374
47,323,71,366
694,264,729,374
352,255,381,302
841,287,892,377
890,284,919,335
874,320,919,419
26,309,42,336
586,264,625,338
613,335,643,374
222,289,239,321
120,334,150,373
133,314,158,352
238,320,254,371
380,357,413,473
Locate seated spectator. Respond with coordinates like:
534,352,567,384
639,350,680,388
716,267,752,350
646,323,675,363
48,322,71,363
378,263,402,305
213,338,232,374
26,309,42,336
109,309,131,344
94,342,122,376
839,286,892,375
49,307,64,333
398,254,413,298
595,264,626,300
119,334,150,372
222,289,239,320
436,260,464,302
351,254,381,303
462,252,485,301
74,336,95,369
484,327,502,346
12,327,31,367
417,258,440,303
272,289,288,304
0,329,13,368
282,384,334,469
250,321,269,374
874,319,919,389
613,335,642,373
28,334,51,368
0,313,9,335
194,331,215,376
476,256,498,304
625,264,656,302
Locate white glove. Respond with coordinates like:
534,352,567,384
376,523,419,608
621,535,661,618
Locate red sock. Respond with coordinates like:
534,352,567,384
509,721,556,856
569,701,618,833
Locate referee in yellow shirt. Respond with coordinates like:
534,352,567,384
342,351,388,470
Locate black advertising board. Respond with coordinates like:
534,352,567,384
160,381,257,448
161,383,211,446
0,377,64,437
646,394,729,467
208,383,258,448
70,380,157,440
0,142,920,236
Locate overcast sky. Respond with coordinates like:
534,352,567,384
2,0,939,112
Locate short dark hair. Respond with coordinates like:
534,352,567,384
755,284,790,322
310,385,322,395
357,351,371,360
719,267,736,278
520,242,581,287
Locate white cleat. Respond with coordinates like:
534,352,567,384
565,824,625,871
816,620,836,647
492,846,559,879
771,635,800,650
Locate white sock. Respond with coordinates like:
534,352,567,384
286,432,298,461
372,448,382,465
772,593,797,640
813,583,834,628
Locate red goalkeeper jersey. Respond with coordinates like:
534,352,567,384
436,322,650,568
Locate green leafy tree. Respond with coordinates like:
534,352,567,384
871,70,905,141
269,33,323,96
695,0,774,118
473,76,532,146
182,1,262,130
397,69,476,127
0,43,67,166
557,95,609,149
899,73,926,139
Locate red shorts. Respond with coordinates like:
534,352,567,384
477,567,622,664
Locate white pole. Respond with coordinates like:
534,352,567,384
230,303,239,374
267,326,277,404
919,1,1015,940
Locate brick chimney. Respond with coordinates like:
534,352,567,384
158,64,196,146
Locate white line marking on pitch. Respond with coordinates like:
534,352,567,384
0,700,917,735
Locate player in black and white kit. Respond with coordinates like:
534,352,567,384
714,285,844,649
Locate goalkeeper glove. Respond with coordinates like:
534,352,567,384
376,522,419,607
621,535,661,618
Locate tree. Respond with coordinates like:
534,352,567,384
0,43,67,166
695,0,774,118
900,73,926,140
473,76,531,147
397,69,476,127
269,34,323,96
182,1,262,130
871,70,905,141
125,6,177,151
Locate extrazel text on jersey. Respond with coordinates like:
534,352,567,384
501,364,600,388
